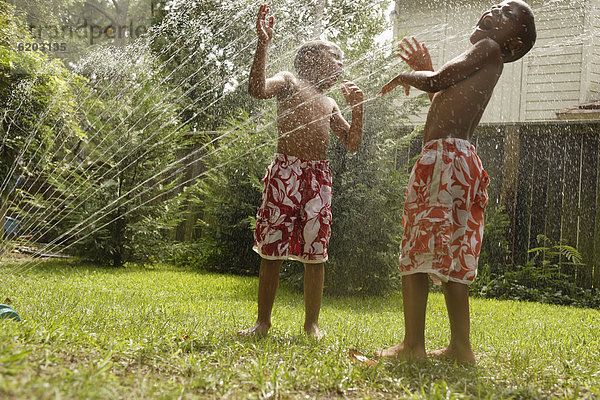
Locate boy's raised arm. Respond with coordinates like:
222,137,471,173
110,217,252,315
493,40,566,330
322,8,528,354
398,36,435,101
379,37,501,96
330,80,364,152
248,4,288,99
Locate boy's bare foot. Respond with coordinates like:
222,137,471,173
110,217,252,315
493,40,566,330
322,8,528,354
304,323,324,340
237,322,270,337
374,342,426,361
428,346,476,365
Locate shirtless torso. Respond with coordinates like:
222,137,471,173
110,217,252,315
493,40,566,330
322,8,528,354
424,60,503,143
275,75,341,160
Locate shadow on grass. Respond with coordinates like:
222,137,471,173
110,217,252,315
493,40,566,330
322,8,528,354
378,358,494,397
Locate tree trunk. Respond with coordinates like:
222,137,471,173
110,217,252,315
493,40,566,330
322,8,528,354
113,0,130,47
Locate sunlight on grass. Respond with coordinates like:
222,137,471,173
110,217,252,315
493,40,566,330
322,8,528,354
1,260,599,399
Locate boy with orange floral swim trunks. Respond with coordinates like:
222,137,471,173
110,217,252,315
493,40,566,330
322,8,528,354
376,0,535,363
237,4,364,339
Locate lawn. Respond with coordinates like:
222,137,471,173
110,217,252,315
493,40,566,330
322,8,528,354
1,259,599,399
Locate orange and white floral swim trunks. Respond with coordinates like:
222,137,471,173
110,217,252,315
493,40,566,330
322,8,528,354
253,153,332,263
399,138,489,285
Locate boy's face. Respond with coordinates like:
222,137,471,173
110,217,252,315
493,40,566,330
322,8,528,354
470,0,528,50
307,44,344,89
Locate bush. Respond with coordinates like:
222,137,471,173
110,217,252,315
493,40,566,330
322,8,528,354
472,235,600,309
189,111,275,274
1,3,85,248
18,45,188,267
322,126,421,295
478,206,511,275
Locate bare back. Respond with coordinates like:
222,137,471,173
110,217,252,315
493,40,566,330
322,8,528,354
424,60,503,143
276,76,336,160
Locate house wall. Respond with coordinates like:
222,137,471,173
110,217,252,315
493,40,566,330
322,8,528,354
589,0,600,100
393,0,596,123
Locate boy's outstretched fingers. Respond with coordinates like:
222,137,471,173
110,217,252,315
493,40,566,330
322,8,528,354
256,4,274,42
377,81,395,97
398,36,433,72
378,80,410,97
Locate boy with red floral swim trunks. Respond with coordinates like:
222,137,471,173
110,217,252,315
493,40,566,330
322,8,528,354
237,4,364,339
376,1,535,363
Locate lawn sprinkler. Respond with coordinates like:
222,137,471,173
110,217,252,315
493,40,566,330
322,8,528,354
0,304,21,321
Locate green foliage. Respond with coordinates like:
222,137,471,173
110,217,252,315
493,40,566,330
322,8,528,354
21,44,188,267
0,3,85,182
324,125,422,295
149,0,258,132
1,2,85,245
188,110,275,274
478,205,511,275
472,235,599,309
529,234,583,268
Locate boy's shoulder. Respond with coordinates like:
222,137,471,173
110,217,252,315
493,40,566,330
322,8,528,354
273,70,296,84
454,37,503,70
270,70,297,96
469,38,503,60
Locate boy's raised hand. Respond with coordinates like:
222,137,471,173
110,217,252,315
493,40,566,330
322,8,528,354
341,80,364,108
398,36,433,72
256,4,274,43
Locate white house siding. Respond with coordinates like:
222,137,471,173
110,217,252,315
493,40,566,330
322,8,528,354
393,0,595,124
589,0,600,100
524,0,584,120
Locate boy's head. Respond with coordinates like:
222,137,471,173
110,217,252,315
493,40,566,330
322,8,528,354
471,0,536,63
294,40,344,89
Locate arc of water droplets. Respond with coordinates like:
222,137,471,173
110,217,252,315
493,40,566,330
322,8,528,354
7,24,206,214
9,42,391,276
0,3,215,207
14,33,254,240
5,5,252,232
5,0,418,272
15,32,276,241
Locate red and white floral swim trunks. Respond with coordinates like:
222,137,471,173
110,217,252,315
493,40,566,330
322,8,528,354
253,153,332,263
399,138,489,285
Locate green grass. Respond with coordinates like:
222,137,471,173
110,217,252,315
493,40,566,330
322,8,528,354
1,259,599,399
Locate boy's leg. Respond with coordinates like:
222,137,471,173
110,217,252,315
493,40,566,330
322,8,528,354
376,273,428,360
429,281,475,364
237,258,283,336
303,262,324,339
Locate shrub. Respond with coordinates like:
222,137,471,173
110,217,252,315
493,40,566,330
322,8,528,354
189,111,275,274
18,45,188,267
472,235,600,309
1,3,85,249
